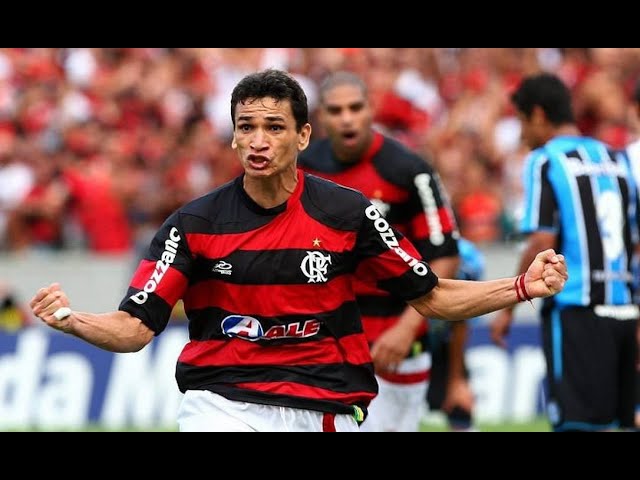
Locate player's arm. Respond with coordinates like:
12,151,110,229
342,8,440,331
490,231,555,347
491,151,558,347
355,196,565,329
30,283,153,353
31,212,192,353
409,249,566,321
370,305,424,371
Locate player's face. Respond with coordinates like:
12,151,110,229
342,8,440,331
517,109,546,150
319,84,373,162
232,97,311,178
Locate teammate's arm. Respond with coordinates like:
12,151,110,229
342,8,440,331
30,283,153,353
371,248,460,372
370,306,424,371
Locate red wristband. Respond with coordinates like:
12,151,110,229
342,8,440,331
514,276,524,302
518,274,533,301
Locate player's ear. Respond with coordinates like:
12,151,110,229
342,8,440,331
231,133,237,150
298,123,311,152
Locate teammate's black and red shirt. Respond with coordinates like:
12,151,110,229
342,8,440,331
118,169,438,416
298,132,459,345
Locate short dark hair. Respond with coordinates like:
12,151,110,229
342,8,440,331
230,69,309,132
511,73,575,126
319,71,368,104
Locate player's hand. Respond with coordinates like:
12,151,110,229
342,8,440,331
524,249,567,299
442,377,474,414
370,323,415,373
30,283,73,333
490,309,513,348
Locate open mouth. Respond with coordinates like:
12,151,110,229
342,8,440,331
341,131,358,146
247,155,270,170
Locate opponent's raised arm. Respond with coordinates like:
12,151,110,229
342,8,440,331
30,282,153,353
409,249,567,321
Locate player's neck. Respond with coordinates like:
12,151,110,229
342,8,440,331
552,124,581,139
243,167,299,209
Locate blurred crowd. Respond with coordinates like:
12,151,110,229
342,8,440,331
1,47,640,255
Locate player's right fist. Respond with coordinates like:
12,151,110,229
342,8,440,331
30,283,73,332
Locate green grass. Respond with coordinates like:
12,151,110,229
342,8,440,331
420,416,550,432
5,425,178,432
10,419,550,432
9,413,552,432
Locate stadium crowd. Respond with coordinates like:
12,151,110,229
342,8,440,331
1,48,640,255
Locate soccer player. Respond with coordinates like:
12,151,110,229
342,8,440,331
491,73,639,432
298,71,466,432
31,69,567,432
426,238,485,431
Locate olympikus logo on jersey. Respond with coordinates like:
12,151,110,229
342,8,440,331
365,204,429,277
130,227,181,305
300,251,332,283
212,260,233,275
221,315,321,341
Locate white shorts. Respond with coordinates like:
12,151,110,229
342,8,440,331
177,390,360,432
359,352,430,432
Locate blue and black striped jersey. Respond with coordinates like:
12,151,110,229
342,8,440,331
521,135,639,307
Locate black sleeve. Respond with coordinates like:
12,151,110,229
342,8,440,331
118,211,193,335
354,196,439,301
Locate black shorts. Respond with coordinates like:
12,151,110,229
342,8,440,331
425,322,471,428
541,306,638,431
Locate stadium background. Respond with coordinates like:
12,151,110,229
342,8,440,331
1,48,640,431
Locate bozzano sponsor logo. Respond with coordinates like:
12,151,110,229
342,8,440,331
365,204,428,277
130,226,181,305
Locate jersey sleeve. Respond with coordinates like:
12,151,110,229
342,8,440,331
406,159,459,262
354,196,438,301
520,150,558,234
118,211,192,335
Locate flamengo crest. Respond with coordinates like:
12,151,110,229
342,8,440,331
300,251,332,283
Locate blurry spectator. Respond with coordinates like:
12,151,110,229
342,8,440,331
456,158,503,243
0,125,33,249
62,154,133,254
573,48,630,146
5,145,64,251
1,48,640,256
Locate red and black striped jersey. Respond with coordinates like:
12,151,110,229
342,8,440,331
299,132,458,343
119,169,438,416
